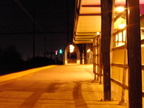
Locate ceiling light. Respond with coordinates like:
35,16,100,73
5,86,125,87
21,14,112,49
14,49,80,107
118,24,126,29
115,7,125,12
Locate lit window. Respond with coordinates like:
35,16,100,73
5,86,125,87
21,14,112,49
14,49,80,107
114,30,126,47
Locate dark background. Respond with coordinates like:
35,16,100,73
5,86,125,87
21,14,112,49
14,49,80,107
0,0,76,74
0,0,75,59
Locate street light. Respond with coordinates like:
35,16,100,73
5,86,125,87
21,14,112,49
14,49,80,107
69,44,75,53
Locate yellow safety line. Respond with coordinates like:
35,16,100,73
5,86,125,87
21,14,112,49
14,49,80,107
0,65,57,82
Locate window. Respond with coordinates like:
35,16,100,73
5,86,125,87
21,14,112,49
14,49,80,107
114,30,126,47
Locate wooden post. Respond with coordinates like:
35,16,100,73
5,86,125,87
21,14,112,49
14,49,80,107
101,0,114,100
126,0,142,107
93,38,97,82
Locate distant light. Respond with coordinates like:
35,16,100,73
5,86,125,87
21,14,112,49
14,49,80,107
69,44,75,53
115,7,125,12
59,49,63,54
55,50,58,55
87,49,91,53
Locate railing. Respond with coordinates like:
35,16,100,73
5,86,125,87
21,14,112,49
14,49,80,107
111,30,144,104
93,36,102,83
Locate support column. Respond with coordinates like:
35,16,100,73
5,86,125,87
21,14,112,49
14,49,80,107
93,38,97,81
101,0,114,100
126,0,142,107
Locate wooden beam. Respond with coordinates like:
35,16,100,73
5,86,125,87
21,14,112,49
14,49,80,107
126,0,142,107
101,0,114,101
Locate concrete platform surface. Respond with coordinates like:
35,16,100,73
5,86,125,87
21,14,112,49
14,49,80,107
0,65,128,108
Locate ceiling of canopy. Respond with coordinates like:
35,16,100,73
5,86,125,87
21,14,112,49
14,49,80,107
73,0,144,44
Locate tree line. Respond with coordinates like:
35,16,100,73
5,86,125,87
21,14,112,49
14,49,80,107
0,45,62,75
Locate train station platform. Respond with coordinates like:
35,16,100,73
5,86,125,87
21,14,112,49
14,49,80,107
0,65,128,108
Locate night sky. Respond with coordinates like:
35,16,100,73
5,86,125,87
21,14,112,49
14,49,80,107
0,0,75,60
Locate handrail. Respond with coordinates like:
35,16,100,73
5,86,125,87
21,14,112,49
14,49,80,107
111,78,128,90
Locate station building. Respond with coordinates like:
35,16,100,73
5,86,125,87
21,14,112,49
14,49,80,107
72,0,144,107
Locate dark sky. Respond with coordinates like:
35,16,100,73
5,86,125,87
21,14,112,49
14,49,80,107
0,0,75,59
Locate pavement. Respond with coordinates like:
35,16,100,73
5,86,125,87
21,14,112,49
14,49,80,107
0,64,128,108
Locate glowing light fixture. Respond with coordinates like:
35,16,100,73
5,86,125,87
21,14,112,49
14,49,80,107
87,49,91,53
96,32,100,35
118,24,126,29
115,6,125,12
69,44,75,53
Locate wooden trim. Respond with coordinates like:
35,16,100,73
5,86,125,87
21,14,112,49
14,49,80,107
112,45,126,51
111,63,128,68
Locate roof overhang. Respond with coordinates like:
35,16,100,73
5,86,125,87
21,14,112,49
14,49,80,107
73,0,101,44
73,0,144,44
